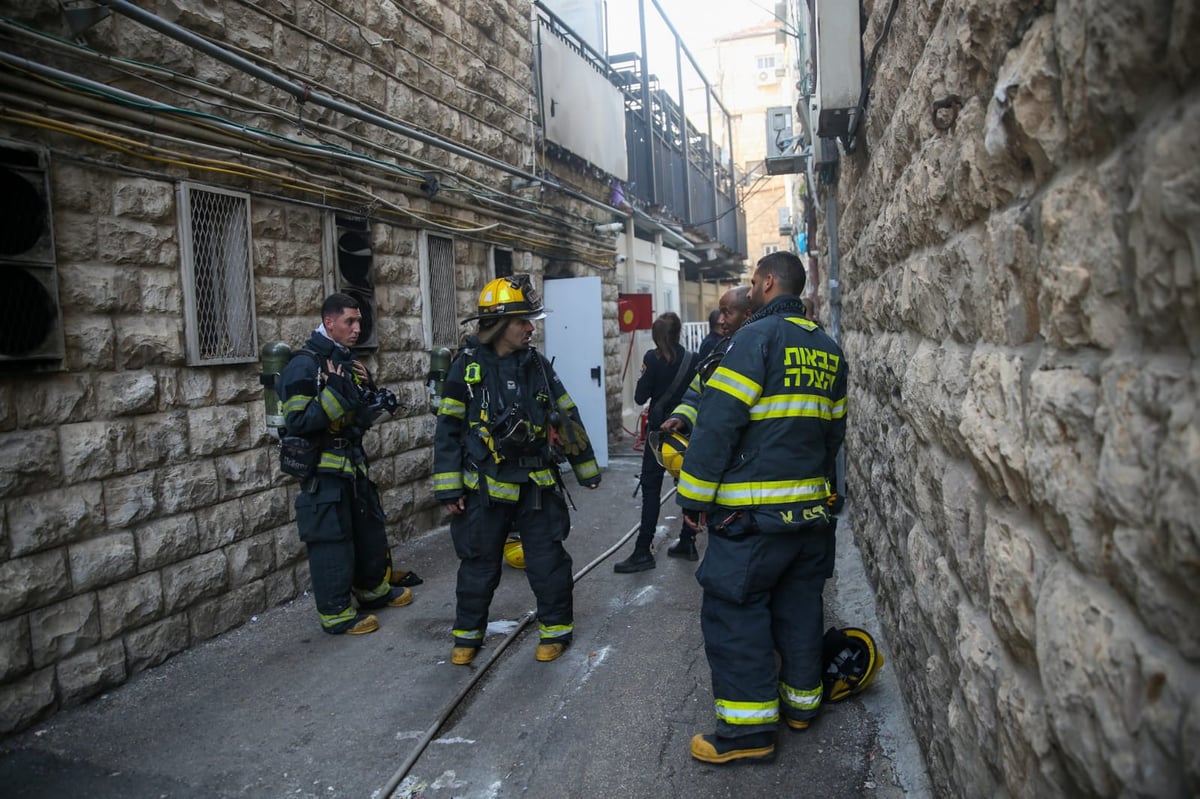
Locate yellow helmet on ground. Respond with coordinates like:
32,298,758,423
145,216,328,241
462,274,547,324
822,627,884,703
648,430,689,479
503,538,526,569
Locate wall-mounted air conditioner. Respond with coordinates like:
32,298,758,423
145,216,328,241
814,0,862,138
0,142,63,363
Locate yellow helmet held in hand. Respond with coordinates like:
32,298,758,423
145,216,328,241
462,274,548,324
648,430,689,479
503,538,526,569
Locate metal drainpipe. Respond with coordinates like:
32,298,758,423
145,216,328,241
825,181,846,501
97,0,621,218
624,218,636,291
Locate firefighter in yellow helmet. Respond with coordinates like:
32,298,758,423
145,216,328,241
432,275,600,666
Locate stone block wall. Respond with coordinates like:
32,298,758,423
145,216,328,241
829,1,1199,796
0,0,620,734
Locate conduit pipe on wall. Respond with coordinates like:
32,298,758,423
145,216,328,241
96,0,626,220
0,57,615,262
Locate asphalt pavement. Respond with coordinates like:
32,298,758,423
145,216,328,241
0,452,931,798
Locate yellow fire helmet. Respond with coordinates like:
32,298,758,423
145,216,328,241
461,274,547,324
648,430,689,479
503,538,526,569
822,627,884,703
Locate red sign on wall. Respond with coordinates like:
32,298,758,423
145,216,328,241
617,293,653,332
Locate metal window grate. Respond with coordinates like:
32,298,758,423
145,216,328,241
178,184,258,364
428,235,457,348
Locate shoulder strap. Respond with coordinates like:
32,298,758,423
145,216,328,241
651,351,694,417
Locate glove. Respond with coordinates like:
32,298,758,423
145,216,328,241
682,508,707,533
553,417,590,456
324,371,359,404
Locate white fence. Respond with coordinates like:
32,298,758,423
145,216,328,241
682,321,708,354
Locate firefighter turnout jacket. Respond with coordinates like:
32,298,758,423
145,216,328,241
279,331,374,479
677,296,847,525
433,340,600,501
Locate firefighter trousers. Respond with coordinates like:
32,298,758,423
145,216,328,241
450,483,573,647
294,474,390,628
695,517,836,737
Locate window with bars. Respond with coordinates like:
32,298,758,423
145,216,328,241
763,244,781,256
178,183,257,364
422,233,458,349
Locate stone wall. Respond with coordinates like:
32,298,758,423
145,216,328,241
828,0,1199,796
0,0,619,734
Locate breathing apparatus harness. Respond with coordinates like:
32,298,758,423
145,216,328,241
455,340,584,509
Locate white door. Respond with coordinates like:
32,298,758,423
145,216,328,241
542,276,608,467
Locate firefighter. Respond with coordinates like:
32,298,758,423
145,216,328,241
433,275,601,665
277,292,415,635
677,252,847,763
658,285,753,559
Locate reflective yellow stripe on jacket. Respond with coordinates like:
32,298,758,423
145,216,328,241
748,393,840,421
677,474,829,506
463,472,521,503
705,365,762,407
439,396,466,420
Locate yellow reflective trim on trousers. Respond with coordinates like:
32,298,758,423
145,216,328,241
434,471,464,492
539,623,573,639
485,475,520,502
319,607,356,628
453,628,484,641
530,469,556,487
749,393,834,421
678,470,719,504
831,397,846,419
785,316,818,331
714,698,780,725
707,366,760,407
574,459,599,479
715,477,829,505
439,396,467,419
779,681,823,711
281,394,314,414
319,386,349,420
355,578,391,603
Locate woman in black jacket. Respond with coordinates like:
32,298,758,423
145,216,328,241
615,312,697,573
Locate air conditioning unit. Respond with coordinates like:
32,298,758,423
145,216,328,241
0,142,64,363
756,69,774,85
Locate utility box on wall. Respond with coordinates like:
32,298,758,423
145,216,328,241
765,105,804,176
814,0,861,138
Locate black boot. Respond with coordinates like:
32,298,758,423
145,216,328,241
613,546,655,573
667,536,698,561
